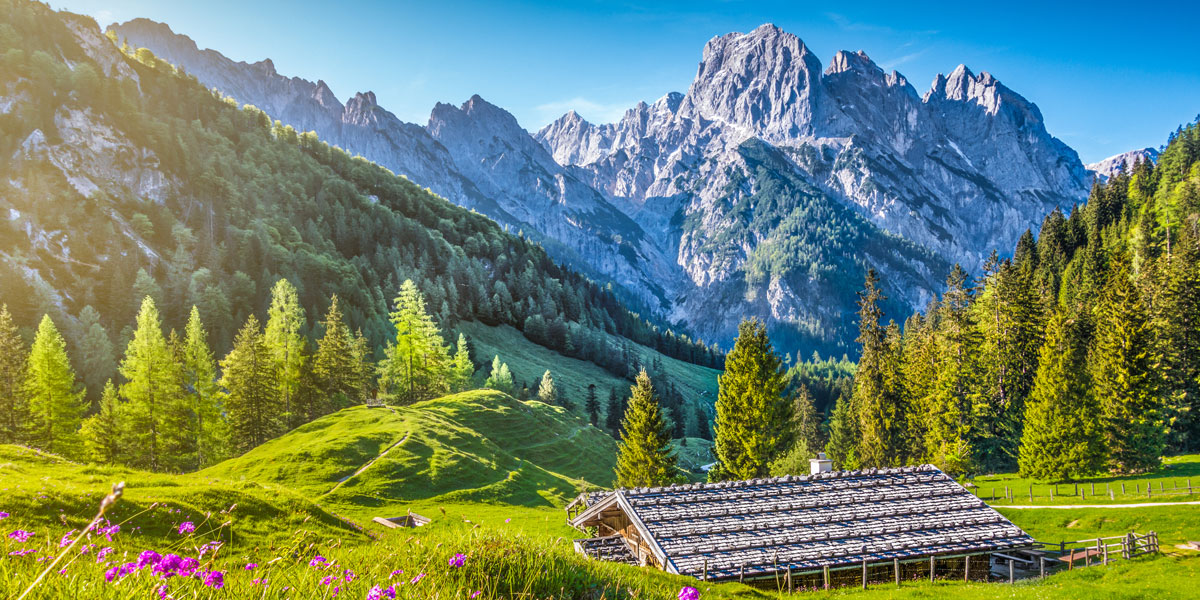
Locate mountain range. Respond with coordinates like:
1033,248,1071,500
110,20,1134,356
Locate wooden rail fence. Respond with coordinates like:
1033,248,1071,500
975,479,1197,502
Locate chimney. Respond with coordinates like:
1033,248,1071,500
810,452,833,475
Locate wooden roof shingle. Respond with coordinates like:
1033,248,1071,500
568,464,1034,580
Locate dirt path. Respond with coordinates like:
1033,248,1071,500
1001,501,1200,509
324,432,409,496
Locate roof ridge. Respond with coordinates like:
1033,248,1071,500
620,464,942,496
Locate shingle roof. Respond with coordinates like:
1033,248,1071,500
574,535,639,565
570,465,1034,580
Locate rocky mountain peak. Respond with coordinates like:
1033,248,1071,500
825,49,877,76
1087,147,1159,181
687,23,824,140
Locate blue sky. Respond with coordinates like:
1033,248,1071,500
52,0,1200,163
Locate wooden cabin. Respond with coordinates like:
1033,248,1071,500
565,463,1037,586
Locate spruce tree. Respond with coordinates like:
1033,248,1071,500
614,369,677,487
80,379,124,464
311,296,357,415
1018,311,1101,481
694,404,711,440
378,280,450,403
770,385,824,475
264,279,306,428
1091,255,1164,473
119,297,177,471
825,393,859,469
604,386,622,435
537,370,557,405
74,305,116,410
220,315,280,452
926,265,983,476
853,270,908,468
159,329,199,471
483,356,514,394
712,319,789,481
449,333,474,393
0,305,30,443
26,315,86,456
585,384,600,426
351,329,373,402
182,306,227,467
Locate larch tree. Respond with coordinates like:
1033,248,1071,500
449,333,474,393
182,306,228,467
26,315,86,456
80,379,124,464
537,370,557,405
1018,311,1102,481
311,295,357,416
119,297,177,471
0,305,30,443
711,318,790,481
484,356,514,395
220,315,280,452
614,369,677,488
378,280,450,404
264,279,306,429
1091,255,1165,473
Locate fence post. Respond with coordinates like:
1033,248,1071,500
823,564,830,590
992,487,996,500
787,565,793,593
1039,556,1045,579
894,557,900,586
1029,487,1034,502
1091,482,1095,496
703,559,708,582
1006,485,1011,500
739,563,744,583
1008,559,1014,584
964,555,970,582
1110,489,1115,501
1103,541,1109,565
1050,487,1054,501
862,557,867,589
1074,483,1078,496
1121,483,1126,495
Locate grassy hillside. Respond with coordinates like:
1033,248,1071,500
203,390,617,511
972,454,1200,506
460,321,721,432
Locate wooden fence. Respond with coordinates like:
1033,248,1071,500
975,479,1197,502
1034,531,1159,570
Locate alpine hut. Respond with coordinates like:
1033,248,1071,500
565,463,1037,587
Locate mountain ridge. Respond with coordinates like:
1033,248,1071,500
110,18,1094,356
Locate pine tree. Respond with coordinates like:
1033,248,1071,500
182,306,228,467
1091,255,1165,473
158,329,199,471
311,296,358,416
264,279,306,429
80,379,124,464
537,370,557,405
351,329,372,402
483,356,514,395
449,333,474,392
26,315,86,456
119,297,177,471
1018,312,1101,481
604,386,622,435
220,315,280,452
694,405,711,440
825,393,859,469
614,369,677,487
584,384,600,426
711,319,790,481
853,270,908,468
0,305,30,443
378,280,450,404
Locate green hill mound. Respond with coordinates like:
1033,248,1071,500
0,445,366,545
203,390,617,508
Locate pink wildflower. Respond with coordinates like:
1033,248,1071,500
449,553,467,567
8,530,34,542
245,563,258,570
177,522,195,535
410,572,425,585
678,586,700,600
59,529,77,547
